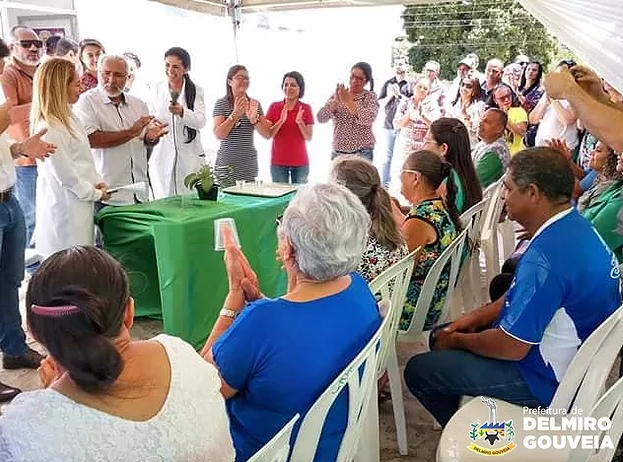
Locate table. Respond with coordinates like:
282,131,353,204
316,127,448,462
96,192,292,349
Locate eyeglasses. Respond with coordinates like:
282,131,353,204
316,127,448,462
18,39,43,49
518,61,529,66
350,74,365,83
101,71,127,79
233,75,250,82
401,169,418,175
496,93,512,101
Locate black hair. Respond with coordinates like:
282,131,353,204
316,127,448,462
55,38,78,57
26,246,129,394
486,108,509,134
558,59,577,69
45,35,61,56
519,60,543,95
165,47,197,144
404,150,463,231
225,64,248,110
352,61,374,92
451,75,483,106
0,39,9,59
282,71,305,99
508,147,575,202
429,118,483,212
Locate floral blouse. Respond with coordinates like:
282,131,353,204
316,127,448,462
358,234,409,283
401,199,457,331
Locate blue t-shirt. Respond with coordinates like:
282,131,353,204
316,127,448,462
496,208,620,406
212,272,381,462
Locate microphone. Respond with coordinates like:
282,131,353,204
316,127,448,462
170,90,180,105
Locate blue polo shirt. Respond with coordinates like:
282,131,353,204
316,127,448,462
496,208,620,406
212,273,381,462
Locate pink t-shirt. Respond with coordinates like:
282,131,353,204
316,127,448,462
266,100,314,167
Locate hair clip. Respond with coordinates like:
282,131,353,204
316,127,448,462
31,304,80,317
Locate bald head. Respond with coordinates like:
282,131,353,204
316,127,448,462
479,108,508,143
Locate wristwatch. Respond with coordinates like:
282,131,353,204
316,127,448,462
219,308,239,319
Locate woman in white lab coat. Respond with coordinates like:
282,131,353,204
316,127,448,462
31,58,109,258
149,47,206,199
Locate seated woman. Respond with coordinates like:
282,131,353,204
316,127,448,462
423,118,483,214
581,148,623,262
0,246,234,462
200,183,381,462
392,150,462,331
329,156,408,282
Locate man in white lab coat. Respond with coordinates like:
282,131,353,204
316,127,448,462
0,38,57,401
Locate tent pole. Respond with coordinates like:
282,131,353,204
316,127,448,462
228,0,242,63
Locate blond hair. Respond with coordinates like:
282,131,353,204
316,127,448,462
30,58,77,136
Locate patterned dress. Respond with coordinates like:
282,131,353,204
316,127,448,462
401,199,457,331
357,234,409,283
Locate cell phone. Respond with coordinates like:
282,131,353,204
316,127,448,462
214,218,241,251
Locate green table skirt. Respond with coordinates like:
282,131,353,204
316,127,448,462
96,192,292,349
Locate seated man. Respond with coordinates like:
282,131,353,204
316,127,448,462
404,147,621,427
472,108,511,187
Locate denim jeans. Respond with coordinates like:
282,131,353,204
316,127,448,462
0,195,27,357
270,165,309,184
15,165,37,248
404,346,541,426
331,147,374,162
381,129,400,187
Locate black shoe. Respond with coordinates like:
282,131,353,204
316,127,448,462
2,346,45,370
0,381,21,403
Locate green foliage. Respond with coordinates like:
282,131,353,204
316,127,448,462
403,0,560,80
184,165,215,193
505,420,515,441
469,422,479,441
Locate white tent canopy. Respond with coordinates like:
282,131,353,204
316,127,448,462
148,0,623,92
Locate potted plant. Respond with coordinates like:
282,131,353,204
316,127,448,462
184,165,218,200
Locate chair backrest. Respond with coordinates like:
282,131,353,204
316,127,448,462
368,250,418,376
398,226,470,340
568,376,623,462
247,414,300,462
480,178,505,241
550,305,623,414
460,198,488,253
289,315,387,462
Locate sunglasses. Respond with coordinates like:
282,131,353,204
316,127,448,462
18,39,43,49
518,61,529,66
461,82,473,89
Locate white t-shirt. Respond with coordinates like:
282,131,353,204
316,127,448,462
0,335,235,462
535,99,579,149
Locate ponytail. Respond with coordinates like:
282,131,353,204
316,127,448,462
370,186,404,251
182,73,197,144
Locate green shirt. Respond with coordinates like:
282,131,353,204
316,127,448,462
472,138,511,188
581,179,623,262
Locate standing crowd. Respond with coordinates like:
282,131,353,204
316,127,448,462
0,25,623,462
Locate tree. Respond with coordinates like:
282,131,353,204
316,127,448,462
403,0,560,80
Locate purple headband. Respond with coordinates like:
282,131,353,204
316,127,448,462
31,304,80,317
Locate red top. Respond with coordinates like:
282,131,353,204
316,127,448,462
266,100,314,167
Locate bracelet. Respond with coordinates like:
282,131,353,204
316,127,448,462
219,308,239,320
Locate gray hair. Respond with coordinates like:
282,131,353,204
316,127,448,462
486,58,504,71
55,38,78,57
279,183,371,281
98,54,128,73
9,26,37,43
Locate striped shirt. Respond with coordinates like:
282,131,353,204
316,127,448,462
317,90,379,152
213,97,264,187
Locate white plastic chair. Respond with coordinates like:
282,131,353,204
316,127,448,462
459,199,489,311
480,179,505,286
247,414,300,462
436,304,623,462
24,248,42,268
368,250,417,456
289,314,387,462
398,226,470,342
569,376,623,462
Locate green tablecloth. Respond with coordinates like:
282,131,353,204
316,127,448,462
95,192,292,349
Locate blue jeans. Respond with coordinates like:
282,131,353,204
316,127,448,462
15,165,37,248
270,165,309,184
0,195,27,357
381,129,400,187
404,331,541,426
331,147,374,162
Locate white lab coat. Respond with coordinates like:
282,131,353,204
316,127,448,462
34,116,103,258
148,80,206,199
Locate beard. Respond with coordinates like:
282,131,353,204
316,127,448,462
104,87,123,98
15,55,40,67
